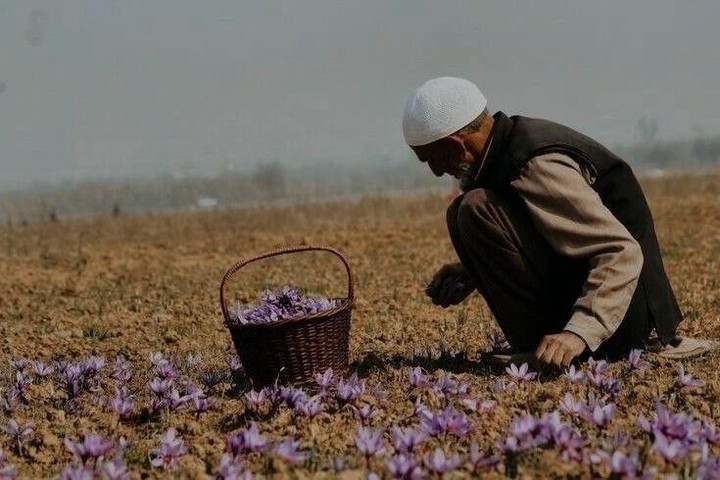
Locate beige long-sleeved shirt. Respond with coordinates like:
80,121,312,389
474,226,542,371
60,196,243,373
510,153,644,351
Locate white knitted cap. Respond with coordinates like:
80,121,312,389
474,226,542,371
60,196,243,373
402,77,487,146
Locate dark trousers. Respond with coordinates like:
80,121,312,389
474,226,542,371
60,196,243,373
447,188,651,358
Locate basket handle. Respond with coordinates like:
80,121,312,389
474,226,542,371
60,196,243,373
219,245,354,326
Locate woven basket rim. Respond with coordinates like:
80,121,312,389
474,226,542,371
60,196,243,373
224,297,353,330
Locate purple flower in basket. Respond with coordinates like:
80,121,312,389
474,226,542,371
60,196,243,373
234,285,340,325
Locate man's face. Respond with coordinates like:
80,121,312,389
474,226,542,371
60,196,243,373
411,142,468,179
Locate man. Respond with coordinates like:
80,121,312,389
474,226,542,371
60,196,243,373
403,76,716,368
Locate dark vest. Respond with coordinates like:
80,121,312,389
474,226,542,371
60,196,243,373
469,111,681,344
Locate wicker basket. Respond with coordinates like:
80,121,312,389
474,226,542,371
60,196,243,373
220,245,354,388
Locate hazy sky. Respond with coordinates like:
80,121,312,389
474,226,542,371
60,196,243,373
1,1,719,190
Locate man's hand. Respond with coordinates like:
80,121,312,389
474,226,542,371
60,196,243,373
425,263,476,308
535,331,587,368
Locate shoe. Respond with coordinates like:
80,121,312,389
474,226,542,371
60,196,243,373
649,336,720,360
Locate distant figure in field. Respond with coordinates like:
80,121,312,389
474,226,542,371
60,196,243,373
402,76,717,368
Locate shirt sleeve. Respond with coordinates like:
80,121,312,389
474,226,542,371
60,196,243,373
509,153,643,351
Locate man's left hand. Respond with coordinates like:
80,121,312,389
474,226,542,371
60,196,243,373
535,331,587,368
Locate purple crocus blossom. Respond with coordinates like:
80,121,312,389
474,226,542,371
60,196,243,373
584,403,616,428
226,424,269,456
422,448,461,475
355,427,385,457
505,362,537,382
353,404,382,424
149,428,186,470
226,355,244,375
8,359,29,372
273,438,310,465
11,372,31,401
336,374,366,403
652,431,689,463
390,427,427,454
677,365,704,389
469,441,502,472
564,365,586,383
217,452,247,479
315,368,335,393
148,378,173,397
294,394,324,418
234,285,339,325
109,387,134,418
406,367,429,389
110,356,132,384
82,356,106,377
31,360,55,378
64,433,114,464
418,406,474,437
386,454,423,480
2,420,33,454
590,449,640,477
627,349,653,370
60,466,94,480
461,396,496,413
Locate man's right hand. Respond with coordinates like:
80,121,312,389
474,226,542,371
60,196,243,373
425,262,476,308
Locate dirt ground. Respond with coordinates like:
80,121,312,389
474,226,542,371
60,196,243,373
0,172,719,478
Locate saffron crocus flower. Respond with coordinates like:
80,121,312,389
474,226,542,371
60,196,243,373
505,363,537,382
99,436,128,480
226,424,269,456
82,356,106,376
315,368,335,393
64,433,114,464
652,431,689,463
217,452,247,479
31,360,55,378
337,374,365,403
60,465,94,480
9,359,29,372
200,370,225,390
149,428,186,470
3,420,33,455
148,378,173,397
469,441,502,472
294,394,323,418
272,438,310,465
225,355,244,375
109,387,134,418
353,404,382,424
584,403,616,428
489,379,515,393
677,365,704,389
422,448,461,475
355,427,385,458
154,361,180,380
590,450,640,477
10,373,31,402
564,365,586,383
627,349,652,370
558,393,586,417
110,356,132,384
418,406,474,437
461,397,496,413
407,367,429,389
386,454,423,480
390,427,427,454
